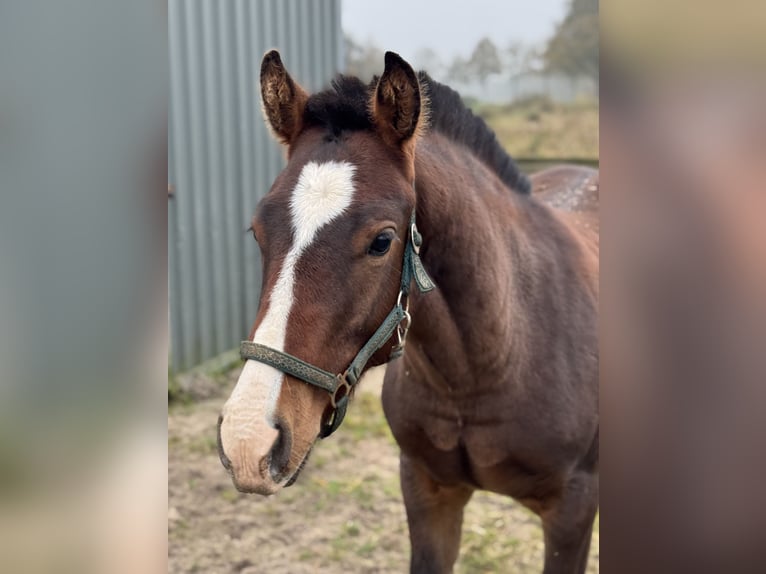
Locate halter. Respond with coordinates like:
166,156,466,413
240,210,435,438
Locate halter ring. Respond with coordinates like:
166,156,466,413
396,289,410,313
331,376,351,408
396,309,412,348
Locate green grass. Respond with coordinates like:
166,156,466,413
473,96,598,160
298,549,316,562
186,434,217,455
342,392,396,442
168,348,241,405
461,528,521,573
219,488,240,503
170,378,599,573
167,370,192,405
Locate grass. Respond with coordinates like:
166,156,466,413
186,434,217,455
342,391,396,443
168,348,241,405
169,359,599,573
473,96,599,160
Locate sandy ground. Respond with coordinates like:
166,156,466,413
169,369,599,573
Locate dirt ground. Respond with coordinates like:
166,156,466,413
169,368,599,573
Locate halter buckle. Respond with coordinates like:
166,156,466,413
331,375,351,409
410,222,422,254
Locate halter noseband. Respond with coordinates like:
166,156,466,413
239,210,435,438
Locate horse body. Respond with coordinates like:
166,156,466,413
217,50,598,573
381,135,598,572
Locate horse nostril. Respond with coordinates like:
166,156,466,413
268,421,292,483
216,415,232,471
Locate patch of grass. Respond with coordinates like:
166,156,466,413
357,539,377,557
168,370,192,405
460,526,524,574
298,549,316,562
342,392,395,442
472,99,598,160
186,434,217,455
169,517,193,544
381,479,401,500
326,479,345,498
350,481,376,510
168,348,241,405
328,537,347,562
311,452,328,469
219,488,240,503
343,520,360,537
312,494,328,512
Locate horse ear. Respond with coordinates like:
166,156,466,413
372,52,425,150
260,50,308,145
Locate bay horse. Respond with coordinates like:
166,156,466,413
217,50,599,573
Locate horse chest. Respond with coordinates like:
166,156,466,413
381,367,508,488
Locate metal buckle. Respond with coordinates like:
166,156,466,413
410,222,421,254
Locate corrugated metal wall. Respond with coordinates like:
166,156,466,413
169,0,342,371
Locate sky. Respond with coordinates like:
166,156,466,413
341,0,569,63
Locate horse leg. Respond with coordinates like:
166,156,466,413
400,453,473,574
540,469,598,574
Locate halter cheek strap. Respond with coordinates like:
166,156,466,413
240,210,435,438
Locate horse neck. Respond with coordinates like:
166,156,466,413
408,135,531,382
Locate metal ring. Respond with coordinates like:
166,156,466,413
395,309,412,348
330,377,351,408
401,309,412,331
396,290,410,313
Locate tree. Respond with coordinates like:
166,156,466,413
503,41,526,77
505,41,545,76
343,34,384,81
469,37,502,85
543,0,598,82
447,56,472,85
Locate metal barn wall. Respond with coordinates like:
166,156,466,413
169,0,342,371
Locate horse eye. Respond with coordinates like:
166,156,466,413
368,232,393,256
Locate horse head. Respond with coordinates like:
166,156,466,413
217,50,428,495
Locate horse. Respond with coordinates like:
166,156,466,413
217,50,599,574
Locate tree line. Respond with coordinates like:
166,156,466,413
345,0,597,85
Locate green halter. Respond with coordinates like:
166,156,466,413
240,210,435,438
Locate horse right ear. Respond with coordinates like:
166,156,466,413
260,50,308,146
372,52,426,153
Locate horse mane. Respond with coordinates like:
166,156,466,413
303,72,531,195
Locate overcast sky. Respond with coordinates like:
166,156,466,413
342,0,569,63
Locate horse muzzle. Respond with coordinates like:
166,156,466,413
216,413,291,496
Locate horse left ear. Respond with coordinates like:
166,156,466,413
260,50,309,146
372,52,425,151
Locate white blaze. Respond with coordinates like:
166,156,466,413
222,161,356,441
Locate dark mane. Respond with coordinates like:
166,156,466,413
303,73,531,195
